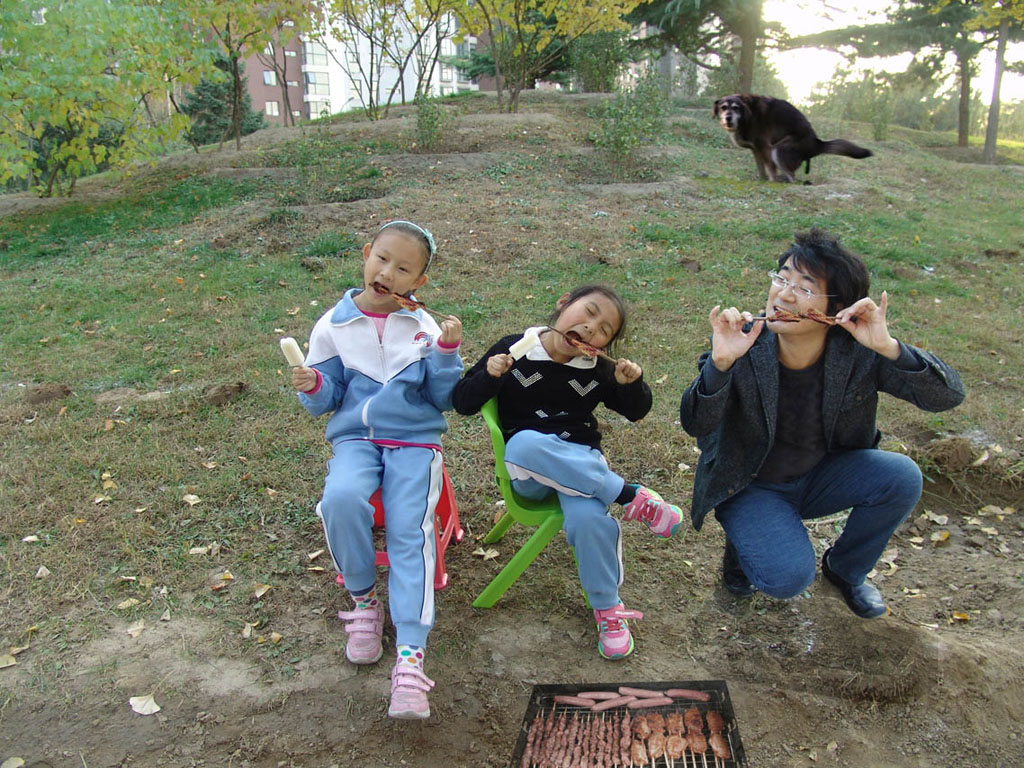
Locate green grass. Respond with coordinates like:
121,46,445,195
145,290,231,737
2,92,1023,696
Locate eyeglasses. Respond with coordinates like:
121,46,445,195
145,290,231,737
768,271,834,299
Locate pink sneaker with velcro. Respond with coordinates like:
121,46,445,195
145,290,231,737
623,487,683,538
388,662,435,720
593,604,643,660
337,604,384,665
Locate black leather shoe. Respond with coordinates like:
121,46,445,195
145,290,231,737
722,540,756,597
821,547,887,619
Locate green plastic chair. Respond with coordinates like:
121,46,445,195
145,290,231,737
472,398,567,608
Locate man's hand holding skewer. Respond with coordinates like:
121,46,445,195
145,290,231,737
836,291,900,360
709,305,763,372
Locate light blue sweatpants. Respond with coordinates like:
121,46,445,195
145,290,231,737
503,429,625,610
317,439,441,648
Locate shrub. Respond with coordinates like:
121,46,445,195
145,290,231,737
414,96,451,152
593,69,668,157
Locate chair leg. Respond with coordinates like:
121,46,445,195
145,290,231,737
481,511,515,544
473,513,564,608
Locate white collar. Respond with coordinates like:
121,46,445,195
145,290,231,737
522,326,597,369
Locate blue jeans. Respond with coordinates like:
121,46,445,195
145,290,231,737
714,449,922,599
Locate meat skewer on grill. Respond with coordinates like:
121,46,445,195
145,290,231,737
682,707,709,768
704,710,732,765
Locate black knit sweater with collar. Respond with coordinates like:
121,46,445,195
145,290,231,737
452,333,652,451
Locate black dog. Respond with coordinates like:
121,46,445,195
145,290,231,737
713,94,872,182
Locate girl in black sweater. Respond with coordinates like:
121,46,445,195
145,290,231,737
453,284,682,660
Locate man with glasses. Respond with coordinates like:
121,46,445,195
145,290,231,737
679,228,964,618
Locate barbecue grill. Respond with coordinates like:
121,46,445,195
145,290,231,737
511,680,747,768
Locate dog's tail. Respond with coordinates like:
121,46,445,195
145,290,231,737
819,139,872,159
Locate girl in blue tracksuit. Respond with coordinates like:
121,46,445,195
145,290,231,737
290,220,462,720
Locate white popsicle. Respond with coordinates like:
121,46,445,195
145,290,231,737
279,337,306,367
509,331,540,360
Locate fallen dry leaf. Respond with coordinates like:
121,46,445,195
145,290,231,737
21,535,39,543
254,583,271,598
160,608,171,622
930,530,950,546
472,547,500,561
189,546,209,555
128,694,161,715
307,549,324,561
117,598,140,610
35,565,50,579
0,654,16,669
182,494,201,507
951,611,970,623
1,757,26,768
126,620,146,638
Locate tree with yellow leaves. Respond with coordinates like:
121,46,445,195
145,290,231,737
455,0,642,112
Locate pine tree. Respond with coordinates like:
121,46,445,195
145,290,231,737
180,55,267,147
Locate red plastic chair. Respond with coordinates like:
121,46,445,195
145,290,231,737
336,466,463,591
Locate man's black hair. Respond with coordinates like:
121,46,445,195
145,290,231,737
778,228,870,317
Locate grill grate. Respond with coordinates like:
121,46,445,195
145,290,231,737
510,680,747,768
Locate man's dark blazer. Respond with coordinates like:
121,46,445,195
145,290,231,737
679,330,965,530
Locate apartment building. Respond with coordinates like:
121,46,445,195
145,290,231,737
245,13,477,126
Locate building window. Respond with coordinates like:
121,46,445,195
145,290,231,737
285,50,297,58
292,110,302,118
263,43,274,56
440,64,453,82
347,47,359,65
440,86,454,96
265,101,280,116
305,71,330,95
303,41,328,66
282,19,294,26
263,70,277,86
287,80,299,88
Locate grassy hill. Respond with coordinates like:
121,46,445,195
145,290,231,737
2,92,1023,767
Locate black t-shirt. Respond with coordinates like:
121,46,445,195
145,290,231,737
756,356,827,483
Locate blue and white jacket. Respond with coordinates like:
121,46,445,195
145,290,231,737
298,288,463,446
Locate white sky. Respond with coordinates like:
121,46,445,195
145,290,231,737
762,0,1024,106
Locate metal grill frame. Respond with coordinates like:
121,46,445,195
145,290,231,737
510,680,748,768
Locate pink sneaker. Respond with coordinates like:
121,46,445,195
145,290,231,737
337,605,384,665
593,604,643,660
388,662,434,720
623,487,683,538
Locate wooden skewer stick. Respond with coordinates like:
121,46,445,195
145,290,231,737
543,326,618,363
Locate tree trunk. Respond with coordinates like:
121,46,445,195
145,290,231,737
957,52,970,148
982,17,1008,164
278,45,294,127
736,0,762,93
231,53,243,150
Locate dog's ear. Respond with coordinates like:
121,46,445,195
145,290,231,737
713,98,723,117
